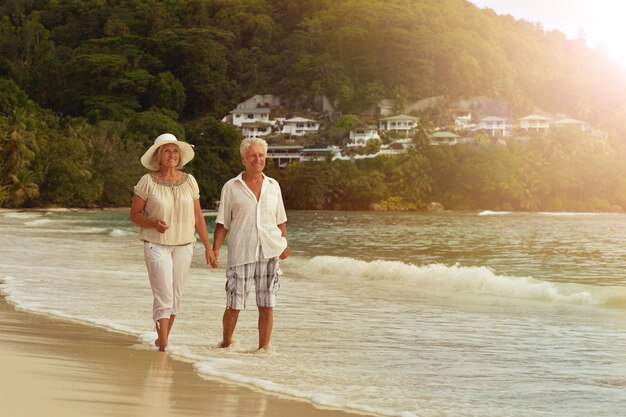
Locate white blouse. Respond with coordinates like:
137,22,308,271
133,172,200,245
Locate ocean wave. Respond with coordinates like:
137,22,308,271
31,226,135,237
63,227,133,236
478,210,610,217
191,359,413,417
0,275,140,335
109,228,134,237
537,212,603,216
478,210,511,216
24,218,54,226
2,212,43,219
304,256,626,309
78,227,110,234
1,272,413,417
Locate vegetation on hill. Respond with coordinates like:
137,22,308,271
1,0,626,211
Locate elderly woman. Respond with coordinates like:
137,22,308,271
130,133,217,351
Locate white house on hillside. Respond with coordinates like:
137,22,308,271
240,122,273,138
266,145,303,168
300,145,340,161
478,116,507,136
223,108,270,127
454,111,473,130
553,118,591,132
348,125,381,147
281,117,320,136
378,114,419,136
429,131,459,145
519,114,550,132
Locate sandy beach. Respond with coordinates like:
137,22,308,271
0,296,371,417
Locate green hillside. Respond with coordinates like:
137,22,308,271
2,0,626,210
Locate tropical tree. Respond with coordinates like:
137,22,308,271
0,108,37,181
34,123,103,207
326,160,388,209
184,116,242,207
393,150,433,206
0,78,32,115
124,110,185,147
281,161,332,209
5,169,39,207
90,121,144,207
150,28,235,118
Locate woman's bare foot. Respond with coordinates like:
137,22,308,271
155,338,166,351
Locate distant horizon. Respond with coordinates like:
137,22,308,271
468,0,626,69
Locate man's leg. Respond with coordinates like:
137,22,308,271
221,263,252,348
221,308,240,348
255,257,281,350
257,306,273,350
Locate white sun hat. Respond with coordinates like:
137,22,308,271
140,133,195,171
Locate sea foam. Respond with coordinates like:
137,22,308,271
2,212,42,219
478,210,511,216
23,218,54,226
304,256,625,308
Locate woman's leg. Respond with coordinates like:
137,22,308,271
168,243,194,338
145,242,174,351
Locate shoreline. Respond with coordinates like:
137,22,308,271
1,206,624,214
0,295,373,417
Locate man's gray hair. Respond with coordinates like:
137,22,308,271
240,137,268,157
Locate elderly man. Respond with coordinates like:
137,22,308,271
212,137,290,351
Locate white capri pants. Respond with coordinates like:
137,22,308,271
143,242,194,324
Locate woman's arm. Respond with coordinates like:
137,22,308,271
194,199,217,268
130,194,168,233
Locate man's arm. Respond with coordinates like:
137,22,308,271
213,223,228,265
278,222,290,260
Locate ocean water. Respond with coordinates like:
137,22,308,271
2,209,626,417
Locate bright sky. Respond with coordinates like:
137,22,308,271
468,0,626,68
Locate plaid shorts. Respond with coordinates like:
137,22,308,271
225,256,282,309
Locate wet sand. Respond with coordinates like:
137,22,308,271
0,296,372,417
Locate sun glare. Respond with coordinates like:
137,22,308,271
470,0,626,69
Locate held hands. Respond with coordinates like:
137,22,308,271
206,247,218,269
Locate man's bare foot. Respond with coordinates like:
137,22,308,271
219,340,231,348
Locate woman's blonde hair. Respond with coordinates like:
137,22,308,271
150,144,183,169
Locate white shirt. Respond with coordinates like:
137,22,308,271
216,173,288,267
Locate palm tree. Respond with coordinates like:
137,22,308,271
1,109,37,180
0,185,8,206
6,169,39,207
394,151,432,205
